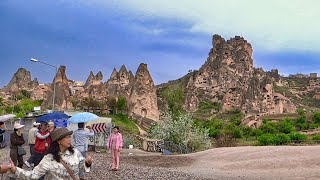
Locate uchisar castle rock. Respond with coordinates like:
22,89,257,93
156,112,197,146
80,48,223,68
3,34,320,125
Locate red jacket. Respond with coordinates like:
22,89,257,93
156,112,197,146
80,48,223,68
34,131,52,153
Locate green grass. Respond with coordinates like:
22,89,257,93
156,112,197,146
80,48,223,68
109,114,140,135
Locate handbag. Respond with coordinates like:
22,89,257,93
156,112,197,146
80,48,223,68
17,145,26,156
61,160,77,180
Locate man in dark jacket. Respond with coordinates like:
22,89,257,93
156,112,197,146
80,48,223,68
10,123,25,168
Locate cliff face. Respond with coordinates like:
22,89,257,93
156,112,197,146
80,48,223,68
2,68,38,93
184,35,296,116
42,66,73,110
128,63,160,121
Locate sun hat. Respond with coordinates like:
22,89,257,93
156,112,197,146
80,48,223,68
51,127,73,142
13,123,25,129
48,121,55,126
33,122,41,126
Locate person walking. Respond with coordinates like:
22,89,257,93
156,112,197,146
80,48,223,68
4,127,93,180
107,126,123,171
73,123,94,179
0,122,7,149
24,122,41,168
10,123,25,168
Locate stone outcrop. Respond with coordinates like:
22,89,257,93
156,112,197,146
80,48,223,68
84,71,103,88
106,65,133,98
184,34,296,116
42,66,73,110
3,68,38,92
128,63,159,121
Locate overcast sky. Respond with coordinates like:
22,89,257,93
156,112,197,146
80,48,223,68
1,0,319,87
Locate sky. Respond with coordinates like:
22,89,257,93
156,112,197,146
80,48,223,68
1,0,320,88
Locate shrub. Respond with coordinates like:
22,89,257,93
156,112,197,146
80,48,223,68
149,112,211,151
223,123,242,139
258,134,275,145
250,128,263,140
261,122,278,134
313,112,320,124
278,119,295,134
312,134,320,141
258,133,290,146
288,133,307,142
273,134,290,145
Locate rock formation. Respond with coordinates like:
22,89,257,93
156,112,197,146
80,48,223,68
128,63,159,121
84,71,103,88
184,34,296,116
42,66,73,110
2,68,38,92
106,65,133,98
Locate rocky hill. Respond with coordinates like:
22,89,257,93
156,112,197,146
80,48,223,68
157,35,298,121
3,34,320,123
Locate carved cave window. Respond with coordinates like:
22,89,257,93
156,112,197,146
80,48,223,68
141,108,147,118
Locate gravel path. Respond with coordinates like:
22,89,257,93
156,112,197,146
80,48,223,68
1,145,320,179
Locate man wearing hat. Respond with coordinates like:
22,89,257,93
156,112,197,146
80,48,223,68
24,122,41,168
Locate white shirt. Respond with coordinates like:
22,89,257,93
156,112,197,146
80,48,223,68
15,148,90,180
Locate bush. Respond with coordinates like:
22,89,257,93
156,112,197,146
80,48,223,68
195,118,223,138
258,133,290,145
288,133,307,142
273,134,290,145
258,134,275,145
122,134,142,149
261,122,278,134
313,112,320,124
278,119,295,134
149,112,211,152
223,123,242,139
250,128,263,139
312,134,320,141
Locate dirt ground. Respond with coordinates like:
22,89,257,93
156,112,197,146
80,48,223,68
1,144,320,179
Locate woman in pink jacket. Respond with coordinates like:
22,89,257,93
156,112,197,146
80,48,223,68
108,126,123,171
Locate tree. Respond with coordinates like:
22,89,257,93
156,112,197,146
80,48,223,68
107,97,117,114
117,97,127,114
161,87,185,116
149,112,211,151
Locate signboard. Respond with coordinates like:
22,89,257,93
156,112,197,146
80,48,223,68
92,123,107,133
34,106,41,112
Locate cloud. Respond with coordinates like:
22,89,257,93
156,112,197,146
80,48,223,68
79,0,320,52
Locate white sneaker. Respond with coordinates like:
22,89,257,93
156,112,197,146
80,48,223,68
24,161,31,168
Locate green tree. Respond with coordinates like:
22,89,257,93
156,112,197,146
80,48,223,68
117,97,127,114
161,87,185,115
107,97,117,114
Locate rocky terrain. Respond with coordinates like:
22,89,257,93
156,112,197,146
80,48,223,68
2,34,320,123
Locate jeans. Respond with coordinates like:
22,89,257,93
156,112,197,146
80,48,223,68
27,144,35,164
79,151,87,178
